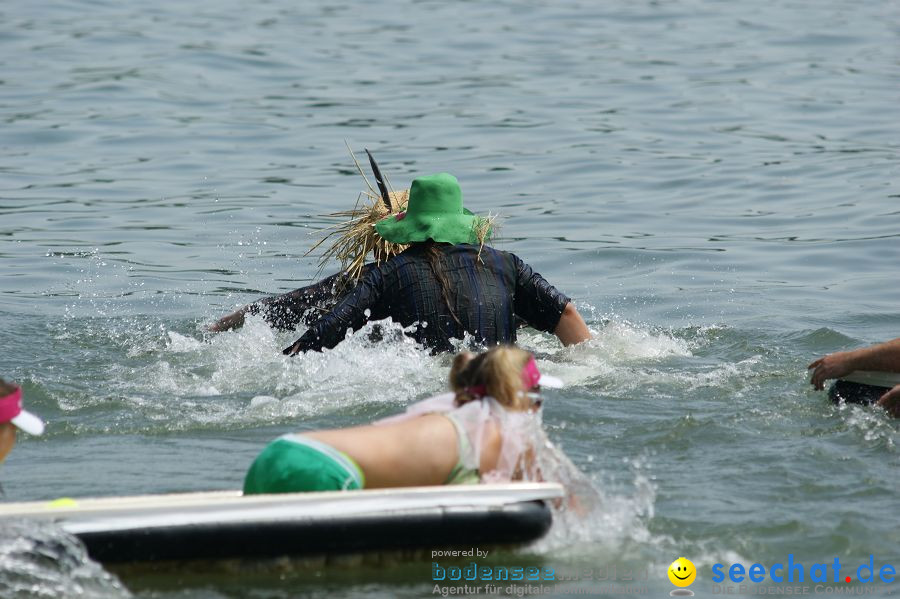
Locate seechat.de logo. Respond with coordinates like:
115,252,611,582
711,555,896,585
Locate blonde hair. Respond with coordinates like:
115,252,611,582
307,148,498,288
449,346,532,410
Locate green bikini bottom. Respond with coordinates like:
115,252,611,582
243,434,365,495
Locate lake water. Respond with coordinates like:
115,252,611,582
1,0,898,597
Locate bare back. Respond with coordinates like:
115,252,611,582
306,413,502,488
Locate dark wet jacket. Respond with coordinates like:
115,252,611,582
280,243,570,354
250,269,361,331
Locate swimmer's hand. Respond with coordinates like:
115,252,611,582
207,307,248,333
283,330,325,355
808,339,900,390
807,352,856,390
283,340,303,356
875,384,900,418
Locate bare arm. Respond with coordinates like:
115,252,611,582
510,254,588,347
207,306,250,332
554,302,592,346
808,337,900,390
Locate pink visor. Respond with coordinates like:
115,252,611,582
0,387,45,436
521,356,564,390
466,355,564,398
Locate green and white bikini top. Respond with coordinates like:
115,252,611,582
375,392,544,484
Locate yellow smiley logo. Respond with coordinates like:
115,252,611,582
668,557,696,587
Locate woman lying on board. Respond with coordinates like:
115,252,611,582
243,346,579,495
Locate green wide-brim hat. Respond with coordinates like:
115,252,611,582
374,173,491,245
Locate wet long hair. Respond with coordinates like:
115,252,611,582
420,240,465,332
449,346,532,411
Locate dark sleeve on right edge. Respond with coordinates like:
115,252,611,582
511,253,571,333
283,266,385,353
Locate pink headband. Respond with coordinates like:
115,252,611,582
465,356,543,398
0,387,24,423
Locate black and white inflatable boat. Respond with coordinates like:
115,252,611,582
0,483,563,564
830,371,900,405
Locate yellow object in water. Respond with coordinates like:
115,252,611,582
668,557,697,587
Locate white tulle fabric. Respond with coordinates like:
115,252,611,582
375,392,542,483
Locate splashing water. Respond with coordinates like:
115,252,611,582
0,520,130,599
39,303,695,557
512,408,658,557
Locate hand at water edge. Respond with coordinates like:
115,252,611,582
875,384,900,417
807,352,856,390
206,306,248,333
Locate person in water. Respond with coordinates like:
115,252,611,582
808,337,900,416
0,378,45,464
211,173,591,354
283,173,590,354
243,346,565,494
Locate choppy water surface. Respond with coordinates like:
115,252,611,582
1,0,899,597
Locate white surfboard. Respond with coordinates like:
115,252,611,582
841,370,900,389
0,483,564,564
